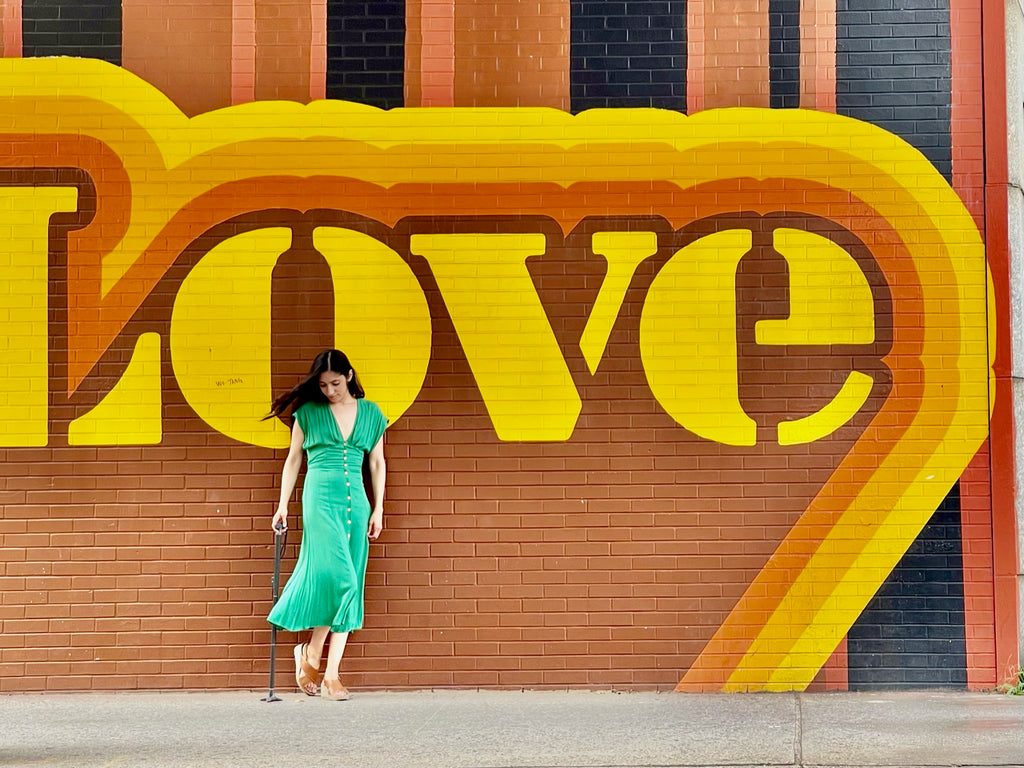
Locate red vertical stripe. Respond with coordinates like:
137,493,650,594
419,0,455,106
231,0,256,104
123,0,235,116
950,0,999,690
961,447,997,688
818,637,849,691
686,0,705,113
2,0,22,58
951,0,986,226
309,0,327,101
979,0,1020,685
799,0,836,111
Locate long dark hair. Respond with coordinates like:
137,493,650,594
265,349,365,420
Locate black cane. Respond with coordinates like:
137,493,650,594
261,522,287,702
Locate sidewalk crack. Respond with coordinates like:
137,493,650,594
794,693,804,767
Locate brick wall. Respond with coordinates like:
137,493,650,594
0,0,1012,693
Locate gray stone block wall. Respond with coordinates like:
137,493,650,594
1008,0,1024,673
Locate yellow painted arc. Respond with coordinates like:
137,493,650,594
639,229,757,447
754,455,972,691
727,425,989,691
68,333,162,446
0,59,987,313
764,528,933,690
169,228,293,449
311,226,432,423
756,228,875,346
675,112,988,691
777,370,873,446
723,230,987,690
580,231,658,374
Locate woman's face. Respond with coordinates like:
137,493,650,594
319,369,351,403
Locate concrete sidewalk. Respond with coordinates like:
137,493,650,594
2,689,1022,768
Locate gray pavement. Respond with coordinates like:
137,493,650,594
1,689,1022,768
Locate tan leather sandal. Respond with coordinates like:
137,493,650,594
320,677,350,701
293,643,320,696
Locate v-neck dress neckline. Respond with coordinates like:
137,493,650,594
329,398,361,444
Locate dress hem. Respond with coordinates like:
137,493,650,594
268,619,362,634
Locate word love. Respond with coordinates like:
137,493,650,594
0,200,877,448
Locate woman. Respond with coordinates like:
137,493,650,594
266,349,388,701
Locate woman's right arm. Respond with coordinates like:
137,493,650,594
271,419,305,531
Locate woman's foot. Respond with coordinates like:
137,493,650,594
320,676,350,701
293,643,320,696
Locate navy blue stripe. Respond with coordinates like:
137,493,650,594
836,0,952,181
22,0,121,64
848,484,968,689
769,0,801,108
326,0,405,109
570,1,687,112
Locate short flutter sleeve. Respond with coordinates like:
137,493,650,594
356,400,388,452
292,401,333,450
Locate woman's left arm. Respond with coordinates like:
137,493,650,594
367,435,386,540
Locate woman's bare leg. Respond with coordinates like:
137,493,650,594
323,630,349,684
305,625,330,667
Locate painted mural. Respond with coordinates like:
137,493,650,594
0,53,1000,691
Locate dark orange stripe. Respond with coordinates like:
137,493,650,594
453,1,569,108
122,0,235,115
254,0,312,103
57,158,892,393
404,0,423,105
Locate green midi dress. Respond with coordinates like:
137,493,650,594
268,398,388,633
